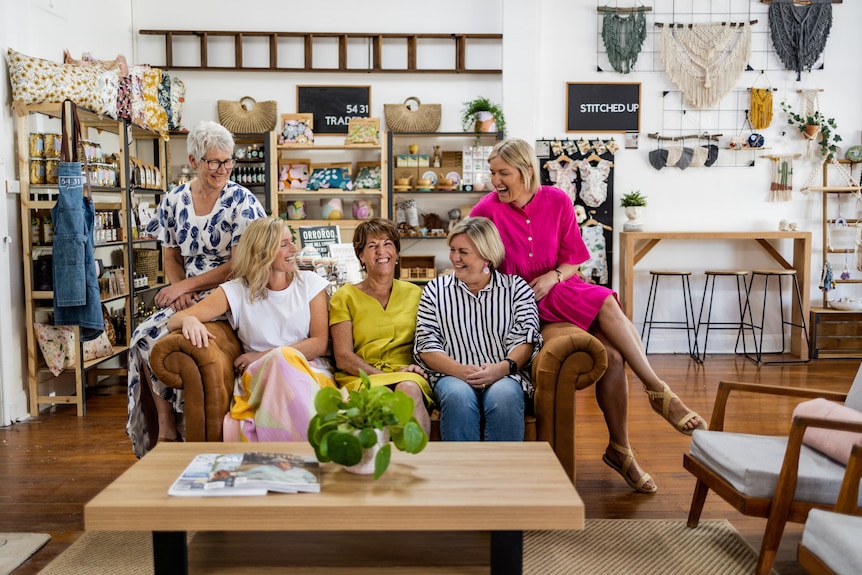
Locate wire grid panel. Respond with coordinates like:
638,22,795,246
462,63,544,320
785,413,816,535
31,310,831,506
653,89,766,167
596,0,826,74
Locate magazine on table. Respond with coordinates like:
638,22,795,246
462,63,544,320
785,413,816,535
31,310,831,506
168,452,321,497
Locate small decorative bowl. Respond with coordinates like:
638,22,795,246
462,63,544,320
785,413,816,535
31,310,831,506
829,299,862,311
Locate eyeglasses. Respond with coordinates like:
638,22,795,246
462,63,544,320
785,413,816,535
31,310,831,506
200,157,237,171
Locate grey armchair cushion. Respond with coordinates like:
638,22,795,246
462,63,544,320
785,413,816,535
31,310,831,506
689,430,862,505
802,508,862,575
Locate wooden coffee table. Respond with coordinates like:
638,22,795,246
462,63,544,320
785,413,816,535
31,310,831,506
85,442,583,575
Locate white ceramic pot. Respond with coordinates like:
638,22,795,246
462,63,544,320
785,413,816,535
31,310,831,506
623,206,643,232
344,428,390,475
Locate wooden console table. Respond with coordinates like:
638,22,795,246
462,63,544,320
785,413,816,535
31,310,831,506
619,231,812,359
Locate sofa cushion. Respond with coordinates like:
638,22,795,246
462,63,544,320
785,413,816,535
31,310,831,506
689,430,861,506
793,398,862,465
802,508,862,575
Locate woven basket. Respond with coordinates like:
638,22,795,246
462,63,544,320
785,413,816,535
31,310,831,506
384,97,441,133
134,248,160,285
217,96,278,133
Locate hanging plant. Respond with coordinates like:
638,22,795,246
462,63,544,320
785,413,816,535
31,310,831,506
780,101,841,159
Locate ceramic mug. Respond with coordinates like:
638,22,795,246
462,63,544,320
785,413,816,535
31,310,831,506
286,201,306,220
352,200,373,220
320,198,344,220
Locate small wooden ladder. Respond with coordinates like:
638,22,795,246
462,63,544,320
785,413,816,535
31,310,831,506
138,30,502,74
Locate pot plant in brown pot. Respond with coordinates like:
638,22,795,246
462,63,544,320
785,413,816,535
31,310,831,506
461,96,506,138
780,101,841,159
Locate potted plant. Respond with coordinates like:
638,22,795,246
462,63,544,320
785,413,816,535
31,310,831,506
461,96,506,137
620,190,647,232
780,101,842,158
307,371,428,479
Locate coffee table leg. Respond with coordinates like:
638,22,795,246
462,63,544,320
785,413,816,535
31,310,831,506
152,531,187,575
491,530,523,575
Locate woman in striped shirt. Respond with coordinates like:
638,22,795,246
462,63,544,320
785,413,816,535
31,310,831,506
414,217,542,441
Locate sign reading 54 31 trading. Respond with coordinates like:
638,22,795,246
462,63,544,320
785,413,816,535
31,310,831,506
566,82,640,133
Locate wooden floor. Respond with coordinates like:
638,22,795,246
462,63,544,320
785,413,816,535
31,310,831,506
1,353,858,574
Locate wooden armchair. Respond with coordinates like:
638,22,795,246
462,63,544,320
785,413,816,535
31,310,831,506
683,376,862,575
797,442,862,575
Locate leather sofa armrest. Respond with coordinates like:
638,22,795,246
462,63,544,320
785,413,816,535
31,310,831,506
149,320,243,442
533,321,608,483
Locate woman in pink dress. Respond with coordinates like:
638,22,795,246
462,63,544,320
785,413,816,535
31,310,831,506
471,138,706,493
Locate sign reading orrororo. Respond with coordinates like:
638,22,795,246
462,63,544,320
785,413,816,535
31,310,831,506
566,82,641,133
298,225,342,258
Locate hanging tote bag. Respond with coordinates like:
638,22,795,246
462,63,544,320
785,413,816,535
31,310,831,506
52,99,104,341
384,97,441,133
217,96,278,133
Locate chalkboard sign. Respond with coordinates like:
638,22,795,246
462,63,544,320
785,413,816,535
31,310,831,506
297,86,371,134
566,83,640,133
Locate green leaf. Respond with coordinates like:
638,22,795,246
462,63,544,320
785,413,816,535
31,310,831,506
389,390,414,423
326,431,363,466
374,443,392,479
400,420,428,453
357,428,379,449
314,387,343,414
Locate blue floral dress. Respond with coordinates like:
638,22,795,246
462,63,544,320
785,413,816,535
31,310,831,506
126,181,265,457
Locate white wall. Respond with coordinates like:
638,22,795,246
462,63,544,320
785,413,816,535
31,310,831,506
2,0,860,422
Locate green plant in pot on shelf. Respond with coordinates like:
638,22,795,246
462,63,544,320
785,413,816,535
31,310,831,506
780,101,841,159
620,190,647,232
461,96,506,137
307,371,428,479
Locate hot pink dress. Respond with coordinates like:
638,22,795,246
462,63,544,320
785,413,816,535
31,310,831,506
471,185,616,330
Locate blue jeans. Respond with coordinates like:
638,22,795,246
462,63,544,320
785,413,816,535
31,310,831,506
433,375,525,441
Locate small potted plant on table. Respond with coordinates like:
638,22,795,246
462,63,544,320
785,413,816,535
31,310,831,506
307,372,428,479
620,190,647,232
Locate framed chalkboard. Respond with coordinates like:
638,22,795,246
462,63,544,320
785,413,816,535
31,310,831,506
297,85,371,135
566,83,640,133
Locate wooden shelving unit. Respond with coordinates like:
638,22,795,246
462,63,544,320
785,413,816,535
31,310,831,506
15,103,167,416
806,159,862,359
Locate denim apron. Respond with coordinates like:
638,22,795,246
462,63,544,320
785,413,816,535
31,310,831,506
51,148,103,341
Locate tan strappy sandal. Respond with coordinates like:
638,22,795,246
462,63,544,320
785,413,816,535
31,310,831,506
644,382,707,436
602,440,657,494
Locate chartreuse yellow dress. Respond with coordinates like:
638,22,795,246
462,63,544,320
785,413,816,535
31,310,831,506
328,280,432,404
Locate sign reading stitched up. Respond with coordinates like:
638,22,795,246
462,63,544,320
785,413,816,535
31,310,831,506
566,82,640,133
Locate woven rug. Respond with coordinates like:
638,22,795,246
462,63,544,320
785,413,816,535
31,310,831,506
0,533,50,575
39,520,764,574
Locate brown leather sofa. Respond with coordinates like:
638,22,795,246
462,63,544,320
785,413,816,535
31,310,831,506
149,321,608,483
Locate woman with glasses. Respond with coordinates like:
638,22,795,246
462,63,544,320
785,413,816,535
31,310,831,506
126,120,266,458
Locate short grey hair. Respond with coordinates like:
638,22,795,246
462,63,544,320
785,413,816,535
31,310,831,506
447,216,506,269
187,121,235,160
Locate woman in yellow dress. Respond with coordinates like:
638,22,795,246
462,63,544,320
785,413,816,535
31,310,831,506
329,218,432,434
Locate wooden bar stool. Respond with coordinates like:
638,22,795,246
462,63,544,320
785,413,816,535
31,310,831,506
694,270,755,362
740,269,811,364
640,270,699,358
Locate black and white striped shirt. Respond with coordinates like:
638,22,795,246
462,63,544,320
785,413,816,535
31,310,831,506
414,270,542,393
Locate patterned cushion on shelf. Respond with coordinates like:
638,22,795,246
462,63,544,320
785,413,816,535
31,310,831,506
354,165,381,189
142,67,168,135
33,324,113,376
168,75,186,131
307,167,353,191
6,48,120,118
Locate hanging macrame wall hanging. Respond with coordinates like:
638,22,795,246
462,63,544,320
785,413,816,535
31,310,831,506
768,0,832,81
750,88,773,130
659,22,752,110
601,6,648,74
766,155,794,202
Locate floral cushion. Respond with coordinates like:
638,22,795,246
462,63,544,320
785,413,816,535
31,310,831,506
169,75,185,131
354,165,381,189
6,48,119,118
307,167,353,191
142,67,168,135
33,324,113,376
